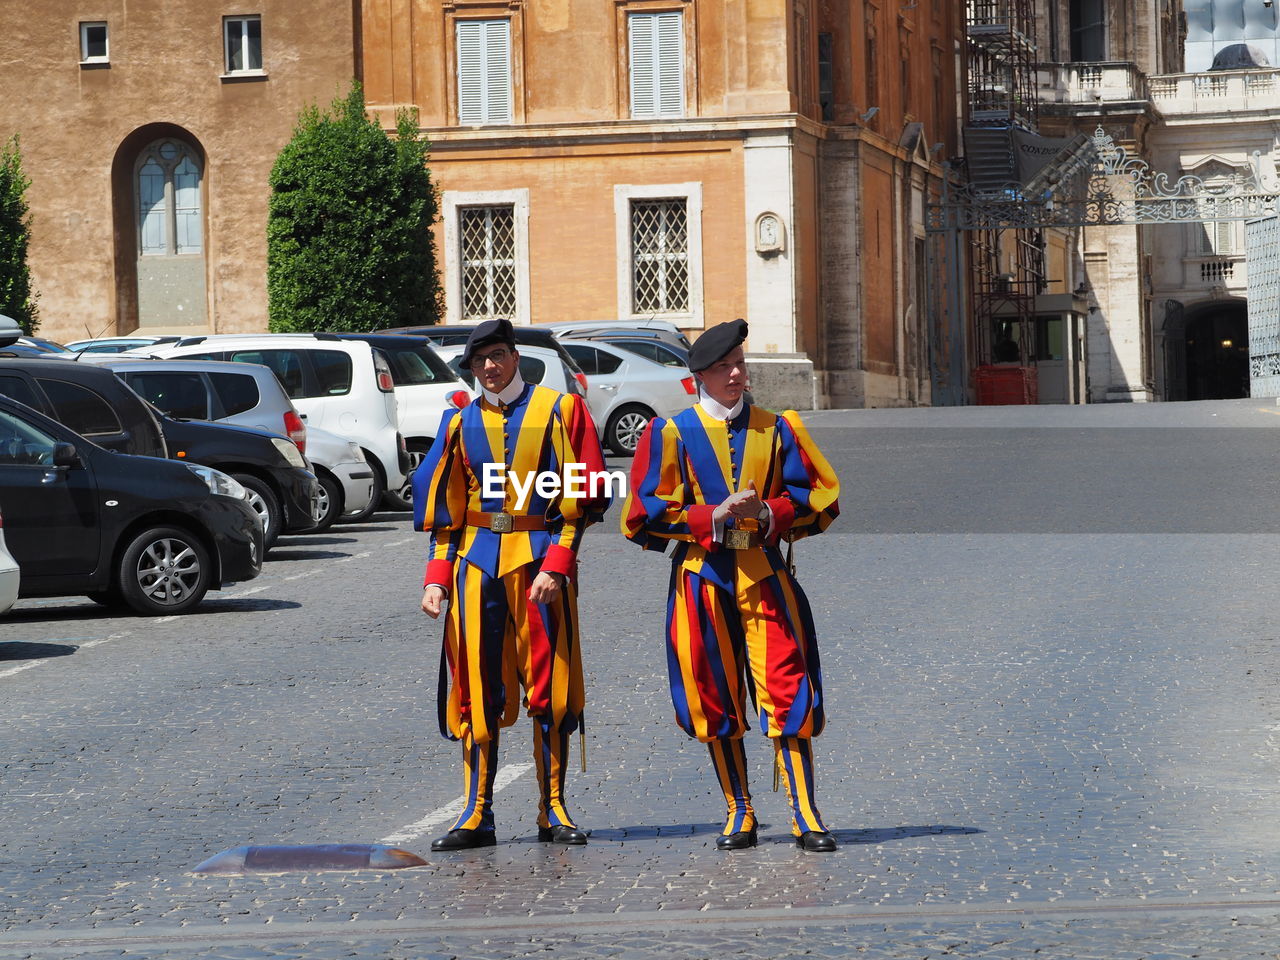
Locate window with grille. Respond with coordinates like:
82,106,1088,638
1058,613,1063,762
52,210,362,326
457,19,512,125
459,205,518,319
629,11,684,119
630,199,689,314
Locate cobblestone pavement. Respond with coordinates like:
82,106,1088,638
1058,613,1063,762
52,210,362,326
5,400,1280,958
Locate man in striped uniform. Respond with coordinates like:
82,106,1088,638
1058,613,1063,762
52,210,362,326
416,319,609,851
622,318,840,852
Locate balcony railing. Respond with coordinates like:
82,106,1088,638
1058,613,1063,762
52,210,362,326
1149,68,1280,115
1037,62,1148,104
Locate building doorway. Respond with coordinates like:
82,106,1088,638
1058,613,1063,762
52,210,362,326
111,125,208,333
1183,303,1249,400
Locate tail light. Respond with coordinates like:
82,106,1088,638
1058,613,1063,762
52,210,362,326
374,351,396,392
284,410,307,455
681,376,697,395
575,372,589,393
448,389,471,409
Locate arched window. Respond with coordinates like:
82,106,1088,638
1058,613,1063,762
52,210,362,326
135,140,202,256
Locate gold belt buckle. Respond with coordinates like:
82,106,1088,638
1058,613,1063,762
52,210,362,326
489,512,515,533
724,528,753,550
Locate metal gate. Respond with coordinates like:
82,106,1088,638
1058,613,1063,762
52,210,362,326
1246,216,1280,397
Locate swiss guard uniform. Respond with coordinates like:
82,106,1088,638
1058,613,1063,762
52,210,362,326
414,320,609,849
621,319,840,852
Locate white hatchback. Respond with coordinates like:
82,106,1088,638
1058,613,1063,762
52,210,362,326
0,504,18,615
139,334,408,514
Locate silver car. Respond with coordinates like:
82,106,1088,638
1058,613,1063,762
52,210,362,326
88,357,374,530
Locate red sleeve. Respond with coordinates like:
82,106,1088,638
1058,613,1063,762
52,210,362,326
687,504,719,551
540,544,576,578
424,559,454,589
764,496,796,544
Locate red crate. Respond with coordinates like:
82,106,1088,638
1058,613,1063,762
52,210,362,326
974,364,1038,405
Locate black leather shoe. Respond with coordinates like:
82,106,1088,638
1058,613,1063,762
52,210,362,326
715,826,758,850
796,830,837,852
431,828,497,851
537,824,588,845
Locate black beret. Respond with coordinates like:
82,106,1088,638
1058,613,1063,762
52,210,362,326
688,318,748,372
460,318,517,367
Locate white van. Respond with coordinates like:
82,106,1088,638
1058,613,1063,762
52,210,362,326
139,334,407,515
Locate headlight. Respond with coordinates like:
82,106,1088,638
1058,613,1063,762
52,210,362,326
271,436,307,468
184,463,247,500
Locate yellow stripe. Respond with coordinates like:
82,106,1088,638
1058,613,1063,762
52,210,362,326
739,579,779,731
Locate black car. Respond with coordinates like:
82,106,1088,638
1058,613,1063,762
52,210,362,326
378,324,589,389
0,358,317,548
0,394,262,615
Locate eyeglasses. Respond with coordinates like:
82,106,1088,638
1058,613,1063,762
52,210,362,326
469,347,511,369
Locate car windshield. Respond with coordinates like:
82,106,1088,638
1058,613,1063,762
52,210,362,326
377,344,460,386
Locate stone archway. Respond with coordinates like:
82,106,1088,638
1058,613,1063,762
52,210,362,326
1180,300,1250,401
110,124,208,333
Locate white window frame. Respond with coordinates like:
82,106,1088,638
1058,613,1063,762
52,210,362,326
442,189,530,325
456,19,513,126
628,10,685,119
79,22,109,64
223,15,263,75
614,182,703,326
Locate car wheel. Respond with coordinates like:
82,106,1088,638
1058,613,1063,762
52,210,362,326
115,526,211,616
606,405,654,456
232,474,280,548
311,471,344,533
381,442,428,512
345,457,386,522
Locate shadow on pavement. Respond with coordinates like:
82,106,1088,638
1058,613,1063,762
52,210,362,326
584,823,724,841
836,824,985,845
6,597,303,622
192,598,302,614
328,522,398,533
264,549,350,562
0,641,78,661
275,536,357,546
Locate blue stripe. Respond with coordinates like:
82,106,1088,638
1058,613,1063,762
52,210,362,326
673,407,730,503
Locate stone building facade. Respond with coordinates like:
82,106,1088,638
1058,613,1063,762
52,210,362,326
353,0,962,408
0,1,356,340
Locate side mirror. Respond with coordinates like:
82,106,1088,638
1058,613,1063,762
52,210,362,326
0,314,19,349
52,441,80,468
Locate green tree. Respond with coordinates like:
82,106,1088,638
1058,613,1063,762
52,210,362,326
0,136,38,334
267,82,441,333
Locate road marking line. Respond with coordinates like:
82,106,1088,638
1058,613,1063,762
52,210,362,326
334,550,372,564
0,633,130,680
379,762,533,844
386,536,416,547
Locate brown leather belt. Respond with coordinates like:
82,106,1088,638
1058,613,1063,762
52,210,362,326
724,528,763,550
466,510,547,533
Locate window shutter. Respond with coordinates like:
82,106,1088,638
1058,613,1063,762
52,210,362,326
655,12,684,118
629,14,656,118
484,20,512,123
458,19,511,125
457,22,485,124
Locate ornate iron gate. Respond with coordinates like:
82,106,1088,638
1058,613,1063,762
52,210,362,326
1245,216,1280,397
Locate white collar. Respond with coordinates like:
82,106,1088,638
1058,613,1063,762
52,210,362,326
482,370,526,407
697,389,744,422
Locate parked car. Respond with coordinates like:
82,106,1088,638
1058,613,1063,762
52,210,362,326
86,357,372,529
18,336,71,354
0,503,18,615
434,343,590,405
136,334,408,520
558,339,698,455
567,332,690,368
379,324,590,395
0,358,318,549
333,333,473,508
542,318,692,349
65,335,182,354
0,394,262,615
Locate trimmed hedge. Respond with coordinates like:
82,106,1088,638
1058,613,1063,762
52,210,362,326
267,82,441,333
